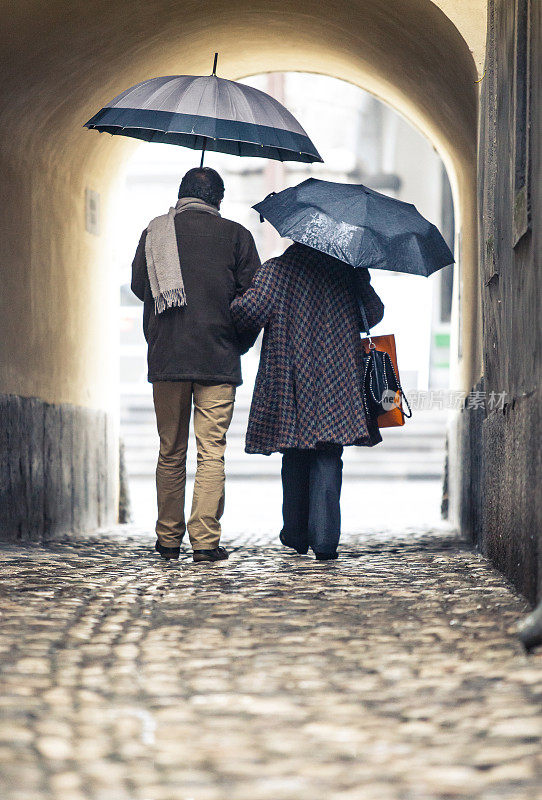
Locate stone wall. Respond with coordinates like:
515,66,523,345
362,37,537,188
0,394,117,542
469,0,542,603
482,388,541,603
456,379,485,546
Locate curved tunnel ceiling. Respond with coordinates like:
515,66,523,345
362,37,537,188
0,0,480,181
0,0,484,406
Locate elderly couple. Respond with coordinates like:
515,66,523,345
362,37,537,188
131,167,384,564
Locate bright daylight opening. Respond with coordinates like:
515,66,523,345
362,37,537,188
115,72,455,535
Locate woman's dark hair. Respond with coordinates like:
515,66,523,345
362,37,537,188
178,167,225,207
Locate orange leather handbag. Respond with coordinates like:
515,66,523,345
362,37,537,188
358,302,412,429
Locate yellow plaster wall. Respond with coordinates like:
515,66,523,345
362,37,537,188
0,0,483,410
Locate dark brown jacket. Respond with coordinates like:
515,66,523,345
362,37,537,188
131,209,260,385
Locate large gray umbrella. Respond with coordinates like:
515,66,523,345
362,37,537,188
85,54,322,166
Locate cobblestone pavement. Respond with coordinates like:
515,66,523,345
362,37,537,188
0,525,541,800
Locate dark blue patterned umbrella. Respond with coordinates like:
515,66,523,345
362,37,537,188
85,55,322,166
254,178,454,276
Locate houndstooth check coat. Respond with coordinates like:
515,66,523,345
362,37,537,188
230,243,385,455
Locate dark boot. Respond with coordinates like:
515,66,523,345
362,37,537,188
279,530,308,555
155,540,180,560
314,551,339,561
193,546,229,563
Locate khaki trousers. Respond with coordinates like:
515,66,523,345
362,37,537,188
153,381,236,550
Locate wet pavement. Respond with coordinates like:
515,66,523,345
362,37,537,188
0,524,540,800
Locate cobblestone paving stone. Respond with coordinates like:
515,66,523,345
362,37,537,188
0,526,541,800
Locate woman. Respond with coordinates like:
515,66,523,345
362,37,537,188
231,242,384,560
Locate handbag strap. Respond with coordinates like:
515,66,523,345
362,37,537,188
357,297,371,337
385,351,413,418
358,297,378,354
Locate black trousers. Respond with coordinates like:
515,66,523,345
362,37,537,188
281,445,343,555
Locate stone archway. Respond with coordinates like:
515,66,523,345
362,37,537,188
0,0,483,539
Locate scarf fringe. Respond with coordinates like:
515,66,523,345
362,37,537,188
154,287,187,315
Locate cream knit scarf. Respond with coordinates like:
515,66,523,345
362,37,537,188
145,197,221,314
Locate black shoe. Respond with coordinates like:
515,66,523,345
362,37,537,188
314,551,338,561
155,540,180,560
279,530,308,555
193,546,229,563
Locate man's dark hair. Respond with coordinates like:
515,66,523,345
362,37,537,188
178,167,225,207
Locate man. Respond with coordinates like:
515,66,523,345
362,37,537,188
131,167,260,563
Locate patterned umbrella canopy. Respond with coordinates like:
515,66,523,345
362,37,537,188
254,178,454,276
85,55,322,165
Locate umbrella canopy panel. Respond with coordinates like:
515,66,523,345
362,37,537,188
254,178,454,275
85,75,322,163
